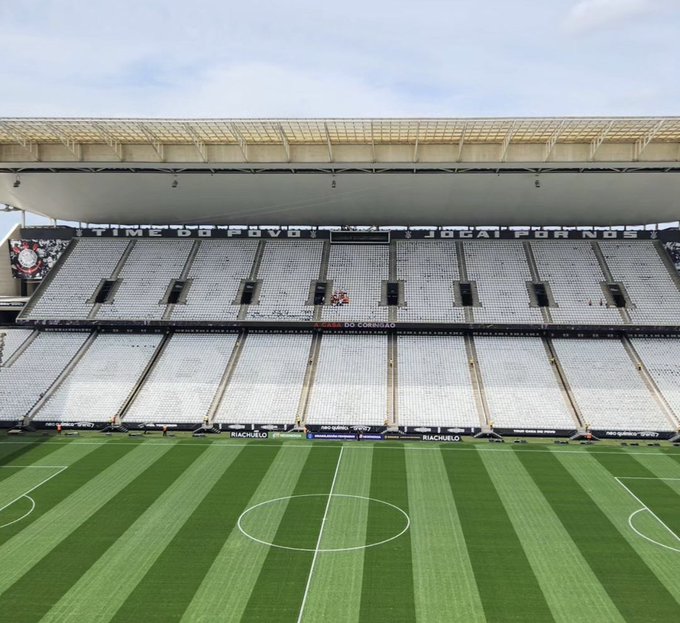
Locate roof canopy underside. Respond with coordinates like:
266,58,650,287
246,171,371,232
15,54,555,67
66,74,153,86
1,117,679,227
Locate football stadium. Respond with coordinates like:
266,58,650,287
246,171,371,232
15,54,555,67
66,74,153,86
1,116,680,622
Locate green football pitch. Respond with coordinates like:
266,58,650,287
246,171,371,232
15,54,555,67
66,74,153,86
0,436,679,623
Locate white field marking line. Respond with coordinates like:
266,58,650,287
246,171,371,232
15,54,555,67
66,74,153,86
627,509,680,554
238,493,410,552
0,465,67,515
0,465,70,469
615,476,680,553
0,440,677,457
296,446,344,623
0,495,35,529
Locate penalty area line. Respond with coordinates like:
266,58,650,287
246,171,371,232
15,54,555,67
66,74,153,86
614,476,680,553
0,465,67,515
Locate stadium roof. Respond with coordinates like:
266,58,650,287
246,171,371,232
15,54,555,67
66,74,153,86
1,116,679,155
1,117,679,227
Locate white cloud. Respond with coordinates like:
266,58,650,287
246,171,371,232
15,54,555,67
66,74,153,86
564,0,659,33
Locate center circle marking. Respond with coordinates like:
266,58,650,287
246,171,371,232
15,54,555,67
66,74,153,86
237,493,410,552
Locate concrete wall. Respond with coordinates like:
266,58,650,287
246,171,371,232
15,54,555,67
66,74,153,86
0,223,21,297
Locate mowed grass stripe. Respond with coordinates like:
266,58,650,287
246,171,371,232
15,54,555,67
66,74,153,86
519,449,679,622
111,444,282,623
359,445,416,623
0,441,178,616
481,449,624,623
181,445,312,622
407,447,484,623
0,442,137,554
240,445,342,622
441,446,553,623
0,441,103,514
300,445,373,623
0,443,206,623
0,443,109,545
42,444,247,623
590,451,680,543
0,438,56,477
557,451,680,606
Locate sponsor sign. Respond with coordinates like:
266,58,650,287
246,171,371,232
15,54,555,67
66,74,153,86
44,421,97,429
229,431,269,439
422,434,463,442
595,429,673,440
306,433,358,440
272,431,305,439
359,434,385,441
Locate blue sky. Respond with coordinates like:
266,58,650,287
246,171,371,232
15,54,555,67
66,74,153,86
1,0,678,232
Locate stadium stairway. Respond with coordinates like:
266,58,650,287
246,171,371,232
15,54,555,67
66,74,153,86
116,331,173,428
205,330,247,426
24,330,97,425
523,241,553,323
455,242,474,322
87,240,136,320
621,335,680,430
237,241,266,320
464,335,491,429
543,337,584,429
313,241,331,321
387,333,397,427
161,240,201,320
0,329,38,368
388,241,398,323
296,332,323,428
591,241,632,323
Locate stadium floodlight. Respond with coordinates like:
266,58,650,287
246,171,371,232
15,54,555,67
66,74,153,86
13,175,20,188
534,177,541,189
171,175,178,189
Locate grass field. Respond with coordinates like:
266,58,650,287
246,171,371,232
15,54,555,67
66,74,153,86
0,435,679,622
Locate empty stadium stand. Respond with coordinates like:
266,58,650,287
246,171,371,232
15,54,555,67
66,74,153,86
306,334,388,426
552,338,674,431
214,333,311,425
6,230,680,439
171,240,257,321
0,331,89,421
125,333,238,425
32,333,163,423
474,336,577,430
396,241,466,323
247,241,323,321
396,335,479,428
18,238,680,328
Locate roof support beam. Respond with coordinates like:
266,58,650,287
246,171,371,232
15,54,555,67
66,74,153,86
544,120,566,161
324,122,333,163
46,124,82,160
0,122,39,161
457,124,466,162
413,122,420,164
634,119,664,161
499,122,517,162
183,123,208,162
589,121,614,161
138,124,165,161
91,124,123,160
278,124,290,162
230,124,248,162
370,121,376,164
